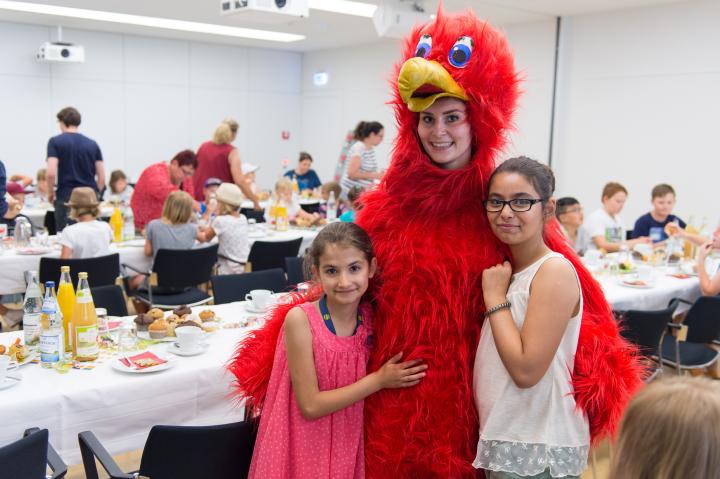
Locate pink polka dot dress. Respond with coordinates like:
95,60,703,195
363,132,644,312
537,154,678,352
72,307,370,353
248,302,373,479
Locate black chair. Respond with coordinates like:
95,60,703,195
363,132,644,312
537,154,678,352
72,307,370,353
618,299,678,382
124,245,218,309
91,285,128,317
240,208,266,223
247,238,302,272
285,256,306,287
625,229,633,240
79,420,257,479
0,428,67,479
43,210,57,235
39,253,120,287
661,296,720,373
211,268,287,305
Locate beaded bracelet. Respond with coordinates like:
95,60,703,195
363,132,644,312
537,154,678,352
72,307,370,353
484,301,511,318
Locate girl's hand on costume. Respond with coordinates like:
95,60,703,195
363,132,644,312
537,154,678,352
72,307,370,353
482,261,512,305
375,352,427,389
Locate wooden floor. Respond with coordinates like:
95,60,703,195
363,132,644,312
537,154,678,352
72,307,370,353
65,442,611,479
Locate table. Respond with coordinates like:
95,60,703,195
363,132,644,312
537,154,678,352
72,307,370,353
598,272,701,311
0,227,319,295
0,301,256,465
21,205,114,229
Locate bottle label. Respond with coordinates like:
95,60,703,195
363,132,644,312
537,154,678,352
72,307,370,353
40,332,61,363
23,313,41,346
76,289,93,304
75,324,99,357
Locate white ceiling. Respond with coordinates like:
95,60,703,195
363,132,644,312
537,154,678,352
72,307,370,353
0,0,690,51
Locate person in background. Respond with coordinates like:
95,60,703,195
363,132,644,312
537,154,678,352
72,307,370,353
197,183,249,274
697,230,720,297
632,183,686,243
284,152,322,192
610,377,720,479
318,181,346,219
198,177,222,222
0,182,36,235
275,178,321,225
33,169,49,202
8,173,32,188
242,162,268,200
193,119,260,210
130,149,197,232
58,187,113,259
340,186,365,223
584,182,650,252
46,106,105,231
340,121,385,198
103,170,134,204
0,160,21,223
555,197,590,256
0,160,23,331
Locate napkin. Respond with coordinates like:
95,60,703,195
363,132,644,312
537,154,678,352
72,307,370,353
118,351,167,370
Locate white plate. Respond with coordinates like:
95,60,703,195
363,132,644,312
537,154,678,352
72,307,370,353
15,247,52,255
137,331,177,342
618,279,655,289
11,351,38,367
244,303,272,314
0,373,22,391
111,356,175,374
167,342,209,357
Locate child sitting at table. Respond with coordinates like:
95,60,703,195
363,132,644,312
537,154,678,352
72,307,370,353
0,182,36,236
631,183,686,243
275,178,321,226
197,183,249,274
243,163,269,200
610,376,720,478
555,197,590,255
59,187,112,259
102,170,134,204
340,186,365,223
318,181,346,220
584,182,650,252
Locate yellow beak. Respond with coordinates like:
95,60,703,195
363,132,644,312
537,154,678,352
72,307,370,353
397,57,468,112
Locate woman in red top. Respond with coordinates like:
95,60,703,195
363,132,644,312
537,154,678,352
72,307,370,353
130,149,197,232
193,119,260,210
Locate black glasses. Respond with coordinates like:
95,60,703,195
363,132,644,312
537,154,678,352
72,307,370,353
484,198,543,212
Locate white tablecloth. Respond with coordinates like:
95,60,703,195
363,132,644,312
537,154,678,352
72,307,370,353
0,228,318,295
0,302,256,465
597,272,701,311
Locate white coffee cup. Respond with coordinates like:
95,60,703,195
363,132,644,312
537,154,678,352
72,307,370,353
175,327,203,352
637,264,653,281
0,355,19,382
245,289,273,310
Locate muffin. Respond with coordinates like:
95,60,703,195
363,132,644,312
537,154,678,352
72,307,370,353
172,305,192,317
166,321,177,337
198,310,216,322
166,314,180,324
134,313,154,331
147,308,164,320
148,319,168,339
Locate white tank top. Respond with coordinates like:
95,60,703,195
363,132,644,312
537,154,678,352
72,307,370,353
472,252,589,477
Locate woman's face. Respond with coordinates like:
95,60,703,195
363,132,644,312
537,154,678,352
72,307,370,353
486,172,551,246
114,178,128,193
417,97,472,170
368,129,384,147
603,192,627,216
297,159,312,175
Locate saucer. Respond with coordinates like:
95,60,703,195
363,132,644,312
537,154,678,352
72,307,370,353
244,303,272,314
167,342,208,357
0,373,22,391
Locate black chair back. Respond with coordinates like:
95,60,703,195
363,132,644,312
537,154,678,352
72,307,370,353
152,245,219,290
91,285,128,317
619,301,676,358
285,256,306,286
0,428,48,479
138,421,257,479
240,208,266,223
247,238,302,272
39,253,120,287
211,268,287,305
684,296,720,343
43,210,57,235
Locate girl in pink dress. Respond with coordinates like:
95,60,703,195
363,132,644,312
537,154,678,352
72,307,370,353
248,222,428,478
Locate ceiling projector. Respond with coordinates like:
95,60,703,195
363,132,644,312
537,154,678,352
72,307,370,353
37,42,85,63
220,0,308,18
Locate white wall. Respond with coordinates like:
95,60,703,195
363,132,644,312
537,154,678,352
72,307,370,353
552,0,720,229
0,22,302,189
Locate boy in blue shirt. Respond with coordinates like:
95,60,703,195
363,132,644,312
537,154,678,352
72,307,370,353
632,184,686,243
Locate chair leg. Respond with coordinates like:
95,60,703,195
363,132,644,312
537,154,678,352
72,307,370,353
674,341,682,375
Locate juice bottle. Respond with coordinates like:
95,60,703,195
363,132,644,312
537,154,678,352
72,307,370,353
72,272,99,362
110,205,123,242
276,201,289,231
40,281,63,368
57,266,76,352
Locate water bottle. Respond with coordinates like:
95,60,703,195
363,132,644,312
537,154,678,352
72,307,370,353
22,271,42,350
327,191,337,222
39,281,64,368
123,206,135,241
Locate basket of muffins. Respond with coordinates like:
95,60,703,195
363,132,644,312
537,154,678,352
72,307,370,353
134,305,221,340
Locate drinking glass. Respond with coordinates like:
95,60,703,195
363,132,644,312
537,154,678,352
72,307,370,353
117,319,138,355
36,230,49,247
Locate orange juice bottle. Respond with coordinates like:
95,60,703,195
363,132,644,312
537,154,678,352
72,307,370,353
276,202,289,231
110,205,123,242
71,272,99,362
57,266,76,352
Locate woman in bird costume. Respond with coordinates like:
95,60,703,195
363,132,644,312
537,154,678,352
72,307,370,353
229,6,642,479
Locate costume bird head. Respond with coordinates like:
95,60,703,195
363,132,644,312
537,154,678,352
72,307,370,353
381,6,520,212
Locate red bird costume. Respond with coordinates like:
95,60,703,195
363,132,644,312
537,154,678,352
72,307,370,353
228,7,642,479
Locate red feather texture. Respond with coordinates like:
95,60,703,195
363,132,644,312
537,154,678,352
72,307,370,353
226,286,323,416
355,7,642,478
